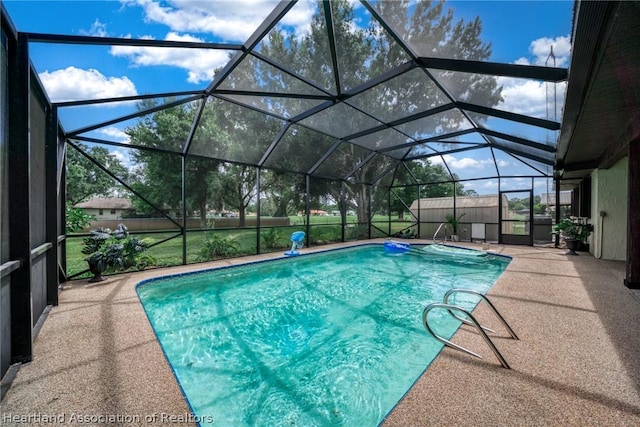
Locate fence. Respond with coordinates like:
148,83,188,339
86,217,291,231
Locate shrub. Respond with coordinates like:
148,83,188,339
310,227,341,245
261,228,284,249
346,224,368,240
81,224,154,272
552,217,594,242
200,233,240,260
66,203,95,233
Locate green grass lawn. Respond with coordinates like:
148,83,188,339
66,214,414,278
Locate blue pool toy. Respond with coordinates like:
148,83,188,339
384,240,410,254
285,231,306,256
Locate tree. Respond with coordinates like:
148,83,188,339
533,195,545,215
126,99,223,227
123,0,503,231
196,98,283,227
508,197,529,213
66,142,129,205
260,170,305,217
255,0,502,224
65,204,94,233
390,159,467,219
219,164,255,226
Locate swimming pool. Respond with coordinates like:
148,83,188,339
137,244,510,426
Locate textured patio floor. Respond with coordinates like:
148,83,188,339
2,241,640,426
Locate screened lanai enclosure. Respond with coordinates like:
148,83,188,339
7,0,620,381
11,1,568,277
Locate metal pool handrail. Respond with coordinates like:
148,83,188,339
433,222,446,243
423,303,511,369
443,289,519,340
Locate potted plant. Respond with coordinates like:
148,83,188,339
552,217,593,255
445,213,466,242
81,224,154,282
576,219,594,252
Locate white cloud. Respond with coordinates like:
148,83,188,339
38,67,138,103
97,126,130,143
513,57,530,66
436,154,493,170
499,35,571,119
459,179,499,195
279,1,316,38
112,149,131,166
525,36,571,68
121,0,282,42
499,78,544,116
429,155,445,166
500,177,529,191
111,148,140,174
513,36,570,69
498,77,566,119
80,19,109,37
110,1,318,84
534,179,553,188
110,32,233,83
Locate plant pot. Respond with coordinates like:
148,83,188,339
87,259,105,282
565,239,580,256
451,235,459,242
577,242,590,252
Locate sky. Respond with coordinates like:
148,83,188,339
3,0,574,195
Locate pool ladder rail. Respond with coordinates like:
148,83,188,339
423,289,518,369
433,222,446,243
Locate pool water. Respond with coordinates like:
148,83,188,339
137,244,510,426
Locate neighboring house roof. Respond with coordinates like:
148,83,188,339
539,192,572,205
74,197,133,210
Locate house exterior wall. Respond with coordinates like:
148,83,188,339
83,207,128,220
591,156,628,261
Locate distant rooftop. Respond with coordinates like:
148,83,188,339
410,195,502,210
74,197,133,210
540,192,571,205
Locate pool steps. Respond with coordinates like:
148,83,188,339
422,289,518,369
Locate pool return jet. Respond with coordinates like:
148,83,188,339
284,231,306,257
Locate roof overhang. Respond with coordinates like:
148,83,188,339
556,0,640,190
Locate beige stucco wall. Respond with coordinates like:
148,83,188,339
83,207,127,220
591,156,628,261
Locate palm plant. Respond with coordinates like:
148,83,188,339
445,213,466,235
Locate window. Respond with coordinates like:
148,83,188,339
580,176,591,218
110,209,116,215
99,209,103,215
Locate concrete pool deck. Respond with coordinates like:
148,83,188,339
2,241,640,426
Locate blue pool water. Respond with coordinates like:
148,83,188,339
137,244,510,426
